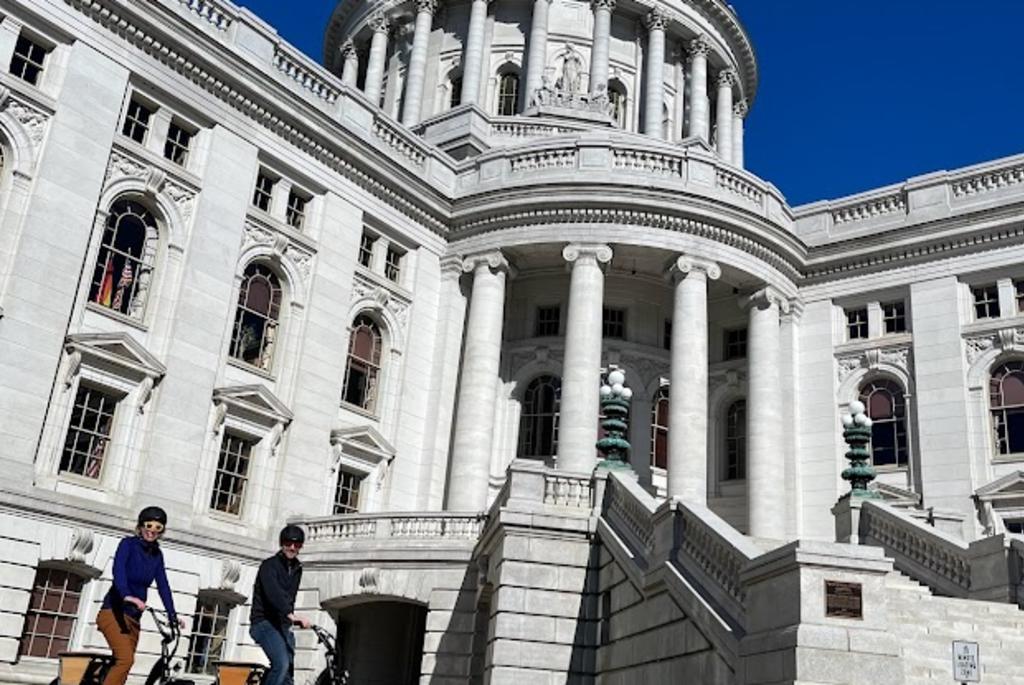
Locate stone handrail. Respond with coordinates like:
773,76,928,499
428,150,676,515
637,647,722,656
273,48,340,104
543,470,593,509
603,473,657,556
489,118,589,140
175,0,234,31
300,512,487,544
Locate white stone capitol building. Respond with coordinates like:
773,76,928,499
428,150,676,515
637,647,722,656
2,0,1024,682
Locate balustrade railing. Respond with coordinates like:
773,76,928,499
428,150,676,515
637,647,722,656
951,161,1024,198
175,0,233,31
301,512,487,544
831,191,906,225
273,48,340,104
543,471,593,509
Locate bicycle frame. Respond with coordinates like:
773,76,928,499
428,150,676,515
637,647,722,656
144,609,194,685
310,625,347,685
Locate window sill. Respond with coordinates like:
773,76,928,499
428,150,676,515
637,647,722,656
245,210,317,253
873,465,909,473
226,357,276,381
339,401,379,421
56,472,107,491
834,333,913,355
992,454,1024,465
354,265,413,301
85,302,149,332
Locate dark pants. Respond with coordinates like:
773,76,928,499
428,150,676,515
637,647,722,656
250,620,295,685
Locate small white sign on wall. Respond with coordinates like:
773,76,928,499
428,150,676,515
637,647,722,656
952,640,980,682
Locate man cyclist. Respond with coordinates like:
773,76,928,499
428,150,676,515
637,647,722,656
250,525,310,685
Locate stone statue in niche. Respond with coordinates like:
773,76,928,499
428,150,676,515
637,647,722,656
556,46,584,94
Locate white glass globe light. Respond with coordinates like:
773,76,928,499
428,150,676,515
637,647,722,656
849,400,866,415
600,385,612,397
621,387,633,400
841,415,854,427
608,370,625,386
611,383,624,395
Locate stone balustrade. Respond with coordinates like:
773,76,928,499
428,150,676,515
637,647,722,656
542,470,593,508
858,500,1023,604
273,48,340,104
300,511,487,543
175,0,234,31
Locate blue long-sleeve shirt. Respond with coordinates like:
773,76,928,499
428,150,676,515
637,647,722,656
101,536,177,621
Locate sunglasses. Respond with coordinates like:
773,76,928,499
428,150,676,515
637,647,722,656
141,521,165,533
282,541,303,550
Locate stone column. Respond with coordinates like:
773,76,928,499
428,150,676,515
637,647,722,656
744,287,788,539
523,0,552,108
672,46,686,142
460,0,489,105
733,99,747,168
716,68,736,163
667,256,720,503
557,243,613,474
642,8,667,137
401,0,437,126
340,41,360,87
687,35,711,141
364,13,391,106
447,251,511,511
589,0,615,95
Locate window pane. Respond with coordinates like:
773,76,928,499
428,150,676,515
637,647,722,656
519,376,561,458
19,568,87,659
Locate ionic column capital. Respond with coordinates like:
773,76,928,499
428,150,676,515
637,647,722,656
591,0,616,11
562,243,613,269
368,12,391,33
733,98,748,118
668,255,721,283
643,7,668,31
439,254,465,278
717,68,737,88
781,297,805,323
462,250,513,276
689,34,712,58
743,285,791,313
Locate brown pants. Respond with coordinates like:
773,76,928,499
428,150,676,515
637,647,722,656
96,609,140,685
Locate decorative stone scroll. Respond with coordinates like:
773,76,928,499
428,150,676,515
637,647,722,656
67,528,95,564
351,272,411,330
0,88,50,147
104,149,198,224
965,327,1024,365
242,217,315,288
836,345,912,385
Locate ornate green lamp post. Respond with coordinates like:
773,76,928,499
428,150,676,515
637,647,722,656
596,369,633,471
841,400,879,498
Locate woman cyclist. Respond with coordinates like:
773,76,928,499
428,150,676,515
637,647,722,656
96,506,184,685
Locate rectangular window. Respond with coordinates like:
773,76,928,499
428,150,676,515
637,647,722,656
59,386,118,480
163,121,193,166
882,301,906,334
724,328,748,360
1015,280,1024,314
846,307,868,340
10,35,48,85
973,284,1000,319
333,468,365,514
252,172,275,212
285,190,308,230
384,246,403,282
1006,520,1024,535
209,433,254,516
186,597,232,675
535,306,560,337
663,320,672,351
358,233,376,268
18,568,86,658
602,308,626,339
121,99,153,145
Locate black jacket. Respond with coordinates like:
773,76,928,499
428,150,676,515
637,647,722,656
250,552,302,629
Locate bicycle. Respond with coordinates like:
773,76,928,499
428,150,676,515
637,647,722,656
310,625,348,685
144,608,194,685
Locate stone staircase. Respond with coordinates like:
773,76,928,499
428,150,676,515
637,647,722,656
886,570,1024,683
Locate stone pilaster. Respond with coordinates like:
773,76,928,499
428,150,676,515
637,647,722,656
557,243,613,474
524,0,552,107
340,41,359,87
401,0,438,126
715,69,736,163
687,35,711,141
732,98,747,168
643,8,667,137
460,0,489,106
667,256,720,503
744,286,788,538
363,13,391,106
589,0,615,95
447,251,511,511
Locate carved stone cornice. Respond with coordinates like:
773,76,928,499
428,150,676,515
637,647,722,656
562,243,613,268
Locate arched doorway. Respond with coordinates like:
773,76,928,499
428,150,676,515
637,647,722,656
333,600,427,685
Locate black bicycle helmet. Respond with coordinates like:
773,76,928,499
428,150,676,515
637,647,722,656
279,524,305,545
137,505,167,526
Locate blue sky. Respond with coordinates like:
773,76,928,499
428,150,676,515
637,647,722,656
237,0,1024,206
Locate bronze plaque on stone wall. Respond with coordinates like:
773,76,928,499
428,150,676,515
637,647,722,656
824,580,862,619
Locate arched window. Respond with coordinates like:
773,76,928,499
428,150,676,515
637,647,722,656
89,199,158,319
519,375,561,458
19,566,89,658
497,72,519,116
860,379,908,467
608,81,626,128
724,400,746,480
230,263,282,371
650,385,669,469
991,361,1024,456
449,75,463,109
342,314,383,412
